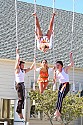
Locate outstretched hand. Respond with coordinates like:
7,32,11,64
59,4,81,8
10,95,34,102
53,12,56,16
53,65,56,70
16,48,19,60
16,48,19,54
69,52,73,58
32,13,37,17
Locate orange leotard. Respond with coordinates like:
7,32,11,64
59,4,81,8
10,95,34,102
41,39,47,43
40,36,49,43
37,69,49,84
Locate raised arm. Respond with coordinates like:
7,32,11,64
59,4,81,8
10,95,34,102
65,52,74,73
24,62,35,73
15,48,20,73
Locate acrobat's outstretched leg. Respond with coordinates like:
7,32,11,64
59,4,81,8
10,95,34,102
33,13,43,38
39,82,44,94
39,82,48,94
46,13,56,40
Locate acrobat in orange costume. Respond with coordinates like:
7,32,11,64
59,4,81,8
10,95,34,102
37,69,49,93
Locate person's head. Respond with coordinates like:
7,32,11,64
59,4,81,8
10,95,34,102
56,61,63,71
19,61,25,70
41,44,49,52
41,59,48,68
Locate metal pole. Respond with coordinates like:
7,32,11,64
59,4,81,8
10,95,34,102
33,0,36,90
72,0,75,92
15,0,18,49
53,0,55,65
52,0,57,91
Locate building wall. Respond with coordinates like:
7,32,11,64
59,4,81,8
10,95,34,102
0,0,83,68
0,59,34,99
0,59,83,99
69,68,83,91
0,0,83,124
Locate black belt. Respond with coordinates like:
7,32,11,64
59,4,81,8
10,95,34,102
15,81,24,84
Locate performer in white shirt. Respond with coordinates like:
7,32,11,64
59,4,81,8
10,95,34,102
15,48,34,119
54,52,74,120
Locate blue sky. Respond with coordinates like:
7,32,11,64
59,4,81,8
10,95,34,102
19,0,83,14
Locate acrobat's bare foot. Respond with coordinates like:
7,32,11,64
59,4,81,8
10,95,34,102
18,113,24,119
54,110,61,118
57,116,62,122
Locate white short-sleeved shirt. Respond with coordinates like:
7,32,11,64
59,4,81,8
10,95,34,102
15,69,25,83
56,68,69,84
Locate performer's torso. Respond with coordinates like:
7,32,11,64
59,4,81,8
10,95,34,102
38,68,49,83
56,68,69,83
15,69,25,83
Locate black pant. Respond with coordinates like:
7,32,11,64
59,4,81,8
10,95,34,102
56,82,69,113
15,82,25,114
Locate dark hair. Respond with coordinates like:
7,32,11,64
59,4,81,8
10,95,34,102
41,59,48,64
19,61,25,66
56,61,63,67
44,45,49,49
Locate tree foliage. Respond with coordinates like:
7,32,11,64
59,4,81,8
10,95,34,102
62,93,83,125
30,89,83,125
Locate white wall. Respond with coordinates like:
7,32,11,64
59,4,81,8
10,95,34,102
0,59,83,99
69,68,83,91
0,59,17,99
0,59,34,99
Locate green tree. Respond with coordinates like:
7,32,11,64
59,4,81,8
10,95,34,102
30,90,83,125
62,94,83,125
